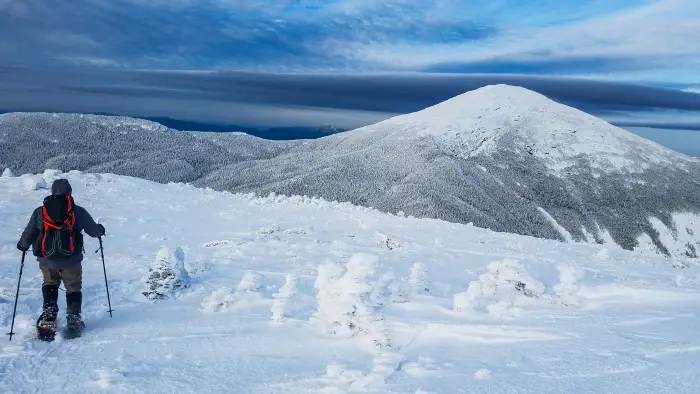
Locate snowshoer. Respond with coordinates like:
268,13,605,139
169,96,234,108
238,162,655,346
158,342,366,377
16,179,105,340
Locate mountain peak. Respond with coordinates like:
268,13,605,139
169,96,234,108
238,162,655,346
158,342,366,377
375,84,696,174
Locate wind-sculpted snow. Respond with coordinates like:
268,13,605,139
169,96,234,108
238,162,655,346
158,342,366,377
2,85,700,256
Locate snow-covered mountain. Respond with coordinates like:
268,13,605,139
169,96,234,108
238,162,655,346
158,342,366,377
1,170,699,393
2,85,699,258
393,85,694,173
201,85,700,258
0,112,294,184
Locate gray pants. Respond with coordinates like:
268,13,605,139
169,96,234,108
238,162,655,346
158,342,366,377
40,263,82,293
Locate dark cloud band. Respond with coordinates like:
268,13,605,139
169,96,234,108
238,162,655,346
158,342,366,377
0,65,698,140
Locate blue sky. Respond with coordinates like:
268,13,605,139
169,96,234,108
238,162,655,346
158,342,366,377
2,0,698,82
1,0,699,154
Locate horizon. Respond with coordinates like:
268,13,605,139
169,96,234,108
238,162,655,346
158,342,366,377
1,1,699,155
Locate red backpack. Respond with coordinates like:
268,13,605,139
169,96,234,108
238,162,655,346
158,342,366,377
40,195,77,259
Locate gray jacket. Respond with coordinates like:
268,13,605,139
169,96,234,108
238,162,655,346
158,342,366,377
18,203,103,269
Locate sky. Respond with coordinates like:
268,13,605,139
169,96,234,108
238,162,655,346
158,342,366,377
0,0,699,155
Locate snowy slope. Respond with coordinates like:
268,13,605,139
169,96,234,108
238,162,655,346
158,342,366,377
1,170,700,393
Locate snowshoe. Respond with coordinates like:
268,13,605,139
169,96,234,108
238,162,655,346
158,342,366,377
36,306,58,342
64,313,85,339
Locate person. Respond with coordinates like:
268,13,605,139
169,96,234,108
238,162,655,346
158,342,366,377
16,178,105,336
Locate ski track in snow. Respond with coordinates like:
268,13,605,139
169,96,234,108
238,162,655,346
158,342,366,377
0,171,699,393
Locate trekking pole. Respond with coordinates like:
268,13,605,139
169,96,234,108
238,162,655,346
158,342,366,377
97,237,114,317
7,252,26,341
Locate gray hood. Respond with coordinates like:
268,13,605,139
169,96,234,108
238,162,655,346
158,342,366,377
51,179,72,196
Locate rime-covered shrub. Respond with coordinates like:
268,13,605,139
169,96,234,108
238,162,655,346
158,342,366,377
271,274,299,322
200,287,236,313
553,264,584,306
375,233,402,250
407,263,431,295
42,169,63,183
236,271,264,293
142,247,191,301
312,254,392,350
369,273,395,307
453,259,545,318
22,175,47,191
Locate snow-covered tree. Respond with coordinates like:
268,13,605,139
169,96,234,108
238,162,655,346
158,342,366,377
200,287,237,313
369,272,394,307
553,264,584,306
1,168,14,177
407,262,431,295
375,233,402,250
312,253,392,350
22,175,47,191
142,247,191,301
236,271,264,293
387,277,410,304
42,169,63,183
453,259,545,318
271,274,299,322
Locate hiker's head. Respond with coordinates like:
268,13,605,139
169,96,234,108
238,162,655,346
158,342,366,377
51,179,72,196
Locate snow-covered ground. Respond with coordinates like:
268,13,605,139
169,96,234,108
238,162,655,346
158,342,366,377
1,170,699,393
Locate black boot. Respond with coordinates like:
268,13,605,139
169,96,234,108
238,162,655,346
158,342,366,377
66,292,85,334
38,285,59,325
36,285,59,340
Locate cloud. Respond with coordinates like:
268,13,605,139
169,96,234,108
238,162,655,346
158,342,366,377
1,66,699,129
0,0,697,82
336,0,700,74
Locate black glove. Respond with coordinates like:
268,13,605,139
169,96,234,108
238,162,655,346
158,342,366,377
16,242,29,252
98,224,106,236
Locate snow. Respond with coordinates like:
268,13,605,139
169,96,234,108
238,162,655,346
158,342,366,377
1,171,700,393
20,174,48,191
3,91,699,255
648,213,700,261
377,84,697,174
537,207,574,242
